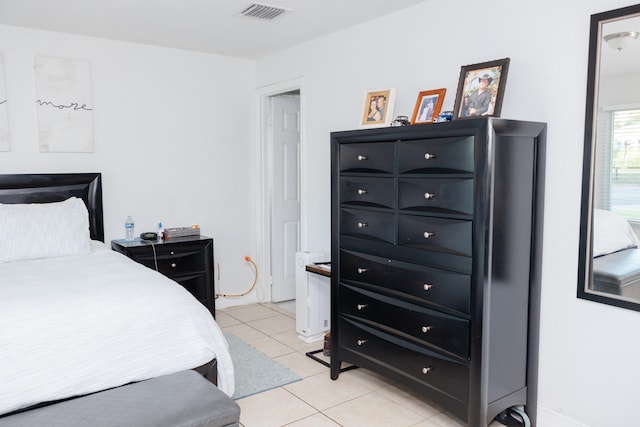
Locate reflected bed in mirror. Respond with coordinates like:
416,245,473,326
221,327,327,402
579,3,640,311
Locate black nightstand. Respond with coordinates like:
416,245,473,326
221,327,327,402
111,235,215,317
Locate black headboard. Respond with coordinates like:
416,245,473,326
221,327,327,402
0,173,104,242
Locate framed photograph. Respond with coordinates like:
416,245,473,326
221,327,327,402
410,88,447,124
360,87,396,128
453,58,510,120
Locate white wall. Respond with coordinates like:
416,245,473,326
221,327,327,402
256,0,640,426
0,25,260,308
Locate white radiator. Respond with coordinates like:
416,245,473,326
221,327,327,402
295,252,330,343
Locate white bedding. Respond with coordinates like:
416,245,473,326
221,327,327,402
0,241,234,415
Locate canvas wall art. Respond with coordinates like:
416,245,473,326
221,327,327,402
34,56,94,152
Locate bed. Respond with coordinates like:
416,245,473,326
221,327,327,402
0,173,234,417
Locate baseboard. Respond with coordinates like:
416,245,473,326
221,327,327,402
536,406,590,427
297,333,324,343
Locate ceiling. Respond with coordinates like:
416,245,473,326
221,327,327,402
600,15,640,77
0,0,428,59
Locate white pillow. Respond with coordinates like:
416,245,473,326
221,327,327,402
593,209,640,257
0,197,91,263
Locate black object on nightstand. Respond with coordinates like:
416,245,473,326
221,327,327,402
111,235,215,317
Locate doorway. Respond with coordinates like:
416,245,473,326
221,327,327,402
257,78,304,307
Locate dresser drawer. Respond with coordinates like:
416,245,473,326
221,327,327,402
398,178,473,215
339,317,469,402
397,136,474,174
341,209,396,244
340,177,395,208
340,142,395,173
340,250,471,315
398,215,472,256
340,284,469,358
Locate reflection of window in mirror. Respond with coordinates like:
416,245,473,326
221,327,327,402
594,108,640,221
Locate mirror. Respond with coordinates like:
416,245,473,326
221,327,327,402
579,3,640,311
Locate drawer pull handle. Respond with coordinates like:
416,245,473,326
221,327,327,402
423,231,435,239
171,262,177,268
423,283,434,291
357,189,368,195
357,304,368,310
357,222,368,229
424,192,436,200
422,366,433,375
357,267,369,274
357,339,367,346
424,153,436,160
421,326,432,333
357,155,368,161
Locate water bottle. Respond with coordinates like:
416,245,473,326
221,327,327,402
157,221,164,240
125,216,135,241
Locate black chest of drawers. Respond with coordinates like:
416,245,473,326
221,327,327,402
111,235,215,317
330,118,546,426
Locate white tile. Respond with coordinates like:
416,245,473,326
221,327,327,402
323,391,424,427
271,330,324,353
214,311,242,328
221,323,267,342
274,352,327,378
341,367,394,391
283,413,341,426
248,314,296,336
223,304,279,322
426,412,466,427
245,335,296,358
373,382,444,419
237,387,317,427
410,420,445,427
284,371,372,411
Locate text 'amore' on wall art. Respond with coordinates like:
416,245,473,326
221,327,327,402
34,56,94,153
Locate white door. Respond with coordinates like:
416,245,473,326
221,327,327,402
270,94,301,302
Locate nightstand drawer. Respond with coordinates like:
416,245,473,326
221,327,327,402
340,284,469,358
153,249,205,278
175,273,208,304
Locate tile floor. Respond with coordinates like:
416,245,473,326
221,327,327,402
217,303,505,427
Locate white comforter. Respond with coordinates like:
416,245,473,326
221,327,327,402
0,242,234,415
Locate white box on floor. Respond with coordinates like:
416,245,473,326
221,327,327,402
295,252,330,343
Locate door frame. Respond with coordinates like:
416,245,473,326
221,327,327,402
255,77,305,302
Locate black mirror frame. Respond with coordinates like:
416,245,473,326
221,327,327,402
578,3,640,312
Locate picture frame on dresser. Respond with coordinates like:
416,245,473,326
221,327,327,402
453,57,510,120
360,87,396,128
410,88,446,124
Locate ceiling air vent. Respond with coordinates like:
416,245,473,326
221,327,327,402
239,3,290,21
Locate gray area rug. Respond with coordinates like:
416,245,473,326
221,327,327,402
224,332,301,400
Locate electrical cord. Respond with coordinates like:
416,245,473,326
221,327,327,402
495,406,531,427
215,256,258,298
140,239,159,271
